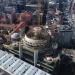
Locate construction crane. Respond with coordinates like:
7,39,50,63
0,22,26,34
0,11,32,34
0,11,32,45
0,22,26,45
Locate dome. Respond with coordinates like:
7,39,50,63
26,27,49,40
23,26,51,48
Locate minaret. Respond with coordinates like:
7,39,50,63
36,0,41,26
